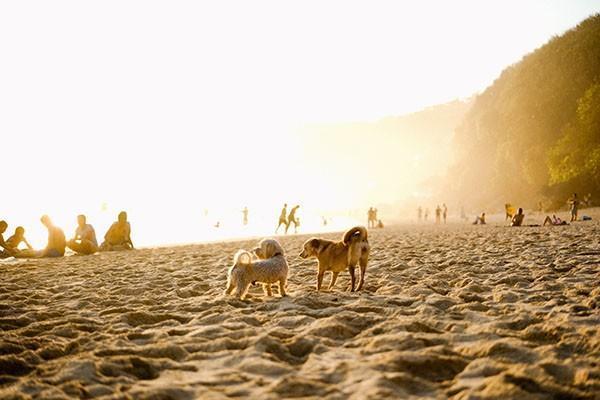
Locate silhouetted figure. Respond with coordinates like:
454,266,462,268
322,216,328,226
417,206,422,222
543,215,568,226
424,208,429,222
367,207,374,228
101,211,134,251
5,227,35,258
67,215,99,255
0,220,13,258
40,215,66,257
511,208,525,227
276,204,288,234
473,213,486,225
569,193,579,222
242,207,249,226
435,205,441,224
377,219,384,228
442,204,448,224
286,205,300,234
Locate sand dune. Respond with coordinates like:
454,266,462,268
1,220,599,399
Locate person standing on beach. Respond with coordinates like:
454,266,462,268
569,193,579,222
286,205,300,234
424,208,429,222
435,205,441,224
367,207,373,228
100,211,134,251
417,206,422,222
276,204,288,234
67,214,99,255
242,207,249,226
442,204,448,224
40,215,66,257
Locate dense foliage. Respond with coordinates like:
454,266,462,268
447,14,600,210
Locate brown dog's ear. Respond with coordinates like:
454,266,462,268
310,238,320,248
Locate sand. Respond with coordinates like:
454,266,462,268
1,219,599,399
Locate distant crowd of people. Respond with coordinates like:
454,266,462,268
416,204,448,224
0,211,134,259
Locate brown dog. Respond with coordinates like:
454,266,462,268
299,226,370,291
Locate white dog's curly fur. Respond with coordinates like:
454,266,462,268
225,239,288,300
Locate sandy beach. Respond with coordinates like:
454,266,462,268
1,219,599,399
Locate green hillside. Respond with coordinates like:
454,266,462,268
447,14,600,210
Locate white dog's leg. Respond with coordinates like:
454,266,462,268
225,276,235,295
263,283,273,296
279,277,287,296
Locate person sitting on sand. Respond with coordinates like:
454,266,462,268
0,220,15,258
40,215,66,257
473,212,486,225
67,215,99,255
543,215,568,226
5,227,36,258
505,203,515,221
100,211,134,251
511,208,525,227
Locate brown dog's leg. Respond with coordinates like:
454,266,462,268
329,272,339,290
317,270,325,291
357,256,368,291
348,265,356,291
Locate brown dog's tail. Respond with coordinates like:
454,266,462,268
342,226,368,245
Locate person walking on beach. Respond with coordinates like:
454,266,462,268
242,207,248,226
417,206,422,222
442,204,448,224
276,204,288,234
424,208,429,222
367,207,374,228
286,205,300,234
67,214,99,255
40,215,66,257
569,193,579,222
435,205,441,224
100,211,134,251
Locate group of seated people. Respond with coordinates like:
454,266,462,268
472,207,569,227
0,211,134,259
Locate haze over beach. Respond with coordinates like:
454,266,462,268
1,0,599,247
1,1,600,399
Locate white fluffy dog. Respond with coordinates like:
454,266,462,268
225,238,288,300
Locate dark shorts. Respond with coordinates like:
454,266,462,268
43,249,64,258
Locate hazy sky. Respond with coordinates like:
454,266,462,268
1,1,599,245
